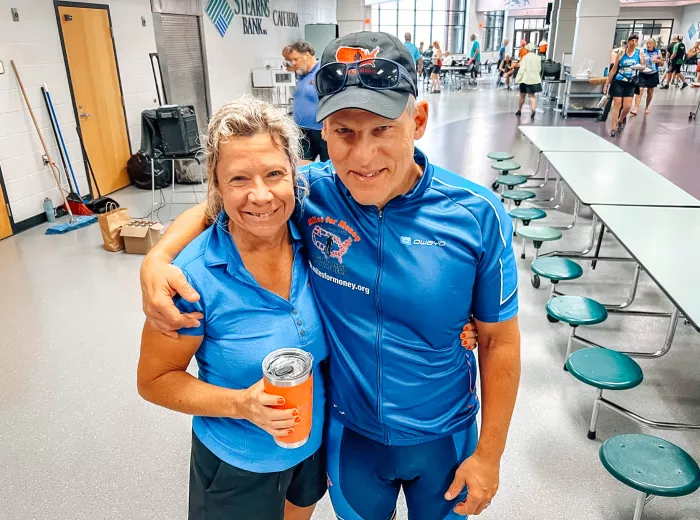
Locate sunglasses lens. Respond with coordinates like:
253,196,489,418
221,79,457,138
358,59,401,89
317,63,348,95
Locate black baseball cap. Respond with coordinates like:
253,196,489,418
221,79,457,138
316,31,418,123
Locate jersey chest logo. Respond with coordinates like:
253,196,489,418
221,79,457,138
307,215,362,265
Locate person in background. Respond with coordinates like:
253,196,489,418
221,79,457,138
137,97,329,520
404,32,423,77
518,39,528,61
632,38,663,115
430,40,444,93
538,39,548,56
419,41,425,55
468,33,481,81
661,34,688,90
515,43,542,118
689,40,700,86
605,34,644,137
282,45,295,72
499,55,515,90
660,34,679,88
498,39,509,70
598,40,627,122
287,41,329,162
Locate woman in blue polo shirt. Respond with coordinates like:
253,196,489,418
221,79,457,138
137,98,328,520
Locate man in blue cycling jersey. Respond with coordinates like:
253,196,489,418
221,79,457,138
141,31,520,520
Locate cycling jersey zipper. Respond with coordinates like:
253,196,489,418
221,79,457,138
374,209,388,445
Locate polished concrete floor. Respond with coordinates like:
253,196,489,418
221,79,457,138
1,80,699,519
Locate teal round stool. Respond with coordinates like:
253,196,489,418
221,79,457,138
532,258,583,282
600,434,700,519
546,295,608,325
567,348,643,439
567,348,643,390
490,160,521,174
509,207,546,237
501,189,535,208
487,151,514,161
509,207,546,225
546,295,608,369
517,226,563,287
496,175,527,189
531,257,583,292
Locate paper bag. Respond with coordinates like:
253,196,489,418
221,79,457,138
98,207,131,252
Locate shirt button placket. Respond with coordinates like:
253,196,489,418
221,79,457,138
292,308,306,339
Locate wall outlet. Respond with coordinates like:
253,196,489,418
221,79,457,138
11,8,19,22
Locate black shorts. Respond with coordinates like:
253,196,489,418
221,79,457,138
638,72,659,89
301,128,329,163
432,65,442,74
189,432,327,520
610,79,636,98
519,83,543,94
670,62,683,74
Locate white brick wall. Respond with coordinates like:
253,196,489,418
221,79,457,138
0,0,158,224
0,0,336,227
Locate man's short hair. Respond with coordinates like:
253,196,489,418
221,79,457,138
678,35,683,42
289,41,315,56
282,45,293,57
405,32,412,42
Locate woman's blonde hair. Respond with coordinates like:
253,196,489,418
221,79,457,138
203,96,304,223
647,38,657,48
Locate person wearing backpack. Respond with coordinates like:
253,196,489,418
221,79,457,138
661,34,688,90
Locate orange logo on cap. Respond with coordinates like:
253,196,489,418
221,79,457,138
335,46,380,64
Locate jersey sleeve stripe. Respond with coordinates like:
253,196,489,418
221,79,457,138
432,177,512,305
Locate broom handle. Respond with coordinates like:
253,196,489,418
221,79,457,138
10,60,73,217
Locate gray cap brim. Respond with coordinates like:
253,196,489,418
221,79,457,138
316,87,410,123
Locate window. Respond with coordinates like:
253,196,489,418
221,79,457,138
512,17,548,57
372,0,468,54
483,11,504,52
615,19,674,52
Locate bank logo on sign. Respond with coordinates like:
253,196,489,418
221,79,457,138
206,0,234,37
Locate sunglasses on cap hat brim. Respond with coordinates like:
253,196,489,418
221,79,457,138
316,58,417,98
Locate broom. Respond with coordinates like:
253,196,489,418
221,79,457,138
11,60,96,234
41,84,92,216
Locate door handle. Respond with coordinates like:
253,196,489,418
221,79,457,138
79,111,92,118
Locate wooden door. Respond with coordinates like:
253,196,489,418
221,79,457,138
58,6,131,195
0,186,12,240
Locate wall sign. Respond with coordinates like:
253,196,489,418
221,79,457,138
205,0,234,37
206,0,299,36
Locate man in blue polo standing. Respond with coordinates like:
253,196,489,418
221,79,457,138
287,41,329,162
404,32,423,76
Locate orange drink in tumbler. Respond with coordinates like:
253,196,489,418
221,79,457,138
262,349,314,449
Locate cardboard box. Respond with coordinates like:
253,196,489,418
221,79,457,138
120,220,165,254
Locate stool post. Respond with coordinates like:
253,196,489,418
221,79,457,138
521,237,527,259
565,325,578,367
513,219,518,236
632,491,648,520
588,388,603,440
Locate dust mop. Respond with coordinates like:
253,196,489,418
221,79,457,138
10,60,96,234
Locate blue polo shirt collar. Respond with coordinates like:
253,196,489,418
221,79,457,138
204,212,302,276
